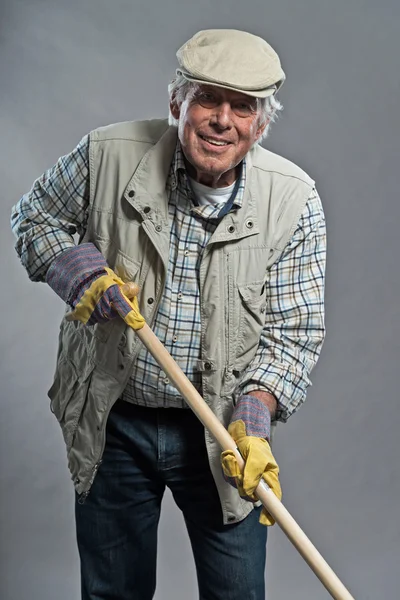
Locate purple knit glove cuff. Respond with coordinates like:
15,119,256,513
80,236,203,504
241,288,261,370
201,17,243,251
46,243,108,307
231,394,272,440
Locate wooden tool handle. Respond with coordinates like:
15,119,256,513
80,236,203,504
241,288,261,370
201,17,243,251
125,278,355,600
66,279,355,598
121,282,140,298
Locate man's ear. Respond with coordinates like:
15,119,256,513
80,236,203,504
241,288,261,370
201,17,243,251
170,97,180,120
256,118,269,141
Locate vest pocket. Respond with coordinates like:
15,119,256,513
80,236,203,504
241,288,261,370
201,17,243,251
48,356,95,450
235,280,267,368
93,235,142,283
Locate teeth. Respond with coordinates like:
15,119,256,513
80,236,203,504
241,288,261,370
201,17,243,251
201,136,228,146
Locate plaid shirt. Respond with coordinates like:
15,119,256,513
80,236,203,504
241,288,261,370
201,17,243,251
11,133,326,421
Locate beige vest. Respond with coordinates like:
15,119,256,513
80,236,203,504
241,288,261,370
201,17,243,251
48,119,314,523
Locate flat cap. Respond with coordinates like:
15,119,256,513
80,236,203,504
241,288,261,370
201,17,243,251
176,29,285,98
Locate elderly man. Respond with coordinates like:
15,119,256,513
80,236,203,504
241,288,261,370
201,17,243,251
11,29,326,600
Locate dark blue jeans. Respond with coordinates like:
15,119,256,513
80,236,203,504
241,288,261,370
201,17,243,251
75,401,267,600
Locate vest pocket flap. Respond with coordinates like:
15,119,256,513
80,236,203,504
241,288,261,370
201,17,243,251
94,235,141,284
237,280,266,308
236,280,267,342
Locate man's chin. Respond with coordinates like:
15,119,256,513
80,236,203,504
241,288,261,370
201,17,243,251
192,153,236,174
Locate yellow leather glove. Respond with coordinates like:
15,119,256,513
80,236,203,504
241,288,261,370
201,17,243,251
221,420,282,526
68,267,145,330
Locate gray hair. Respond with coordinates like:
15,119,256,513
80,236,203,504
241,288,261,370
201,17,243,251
168,73,283,143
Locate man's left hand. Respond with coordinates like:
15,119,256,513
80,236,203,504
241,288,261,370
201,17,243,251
221,393,282,526
221,419,282,525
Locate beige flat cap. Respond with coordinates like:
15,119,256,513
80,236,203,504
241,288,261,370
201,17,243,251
176,29,285,98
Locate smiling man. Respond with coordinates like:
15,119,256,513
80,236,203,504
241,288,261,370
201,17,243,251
172,84,267,186
11,29,326,600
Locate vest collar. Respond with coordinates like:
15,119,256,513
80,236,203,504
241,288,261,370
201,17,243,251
123,124,259,242
123,125,178,223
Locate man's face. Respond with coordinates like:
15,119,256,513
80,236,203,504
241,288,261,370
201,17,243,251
170,84,267,187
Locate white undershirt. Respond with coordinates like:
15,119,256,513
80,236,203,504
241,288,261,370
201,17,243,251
188,177,236,206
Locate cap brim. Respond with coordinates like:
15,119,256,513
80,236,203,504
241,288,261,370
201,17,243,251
177,69,284,98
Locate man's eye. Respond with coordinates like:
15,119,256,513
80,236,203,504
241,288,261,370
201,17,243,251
200,93,214,101
237,103,253,111
196,92,218,108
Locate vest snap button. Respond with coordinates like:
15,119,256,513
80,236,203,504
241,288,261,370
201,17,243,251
227,225,235,233
204,362,212,371
245,219,254,229
128,190,135,198
147,297,154,305
143,206,151,214
155,225,162,232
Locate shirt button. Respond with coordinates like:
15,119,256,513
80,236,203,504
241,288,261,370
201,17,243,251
177,292,183,299
172,336,178,343
184,249,189,256
164,377,169,385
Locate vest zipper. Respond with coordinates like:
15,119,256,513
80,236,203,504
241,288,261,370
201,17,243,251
77,237,167,505
76,393,119,504
77,458,103,504
76,282,165,505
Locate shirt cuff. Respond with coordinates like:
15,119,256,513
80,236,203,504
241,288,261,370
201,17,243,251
240,364,309,423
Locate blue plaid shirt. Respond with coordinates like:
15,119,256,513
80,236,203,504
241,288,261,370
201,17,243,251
11,133,326,421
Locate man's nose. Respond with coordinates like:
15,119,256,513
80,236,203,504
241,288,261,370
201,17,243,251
210,102,233,129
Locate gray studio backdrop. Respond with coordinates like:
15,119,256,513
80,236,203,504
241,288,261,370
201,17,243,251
1,1,399,598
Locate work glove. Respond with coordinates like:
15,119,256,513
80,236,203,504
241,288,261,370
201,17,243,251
46,243,144,329
221,394,282,526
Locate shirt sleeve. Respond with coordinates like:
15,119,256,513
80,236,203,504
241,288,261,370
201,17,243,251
240,188,327,422
10,135,90,282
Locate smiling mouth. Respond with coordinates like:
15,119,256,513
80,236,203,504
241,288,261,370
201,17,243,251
199,135,231,147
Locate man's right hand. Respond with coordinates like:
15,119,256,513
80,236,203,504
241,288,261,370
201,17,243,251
46,243,144,328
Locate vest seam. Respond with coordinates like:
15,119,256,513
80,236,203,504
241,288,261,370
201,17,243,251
252,164,314,185
91,137,156,144
88,207,141,218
